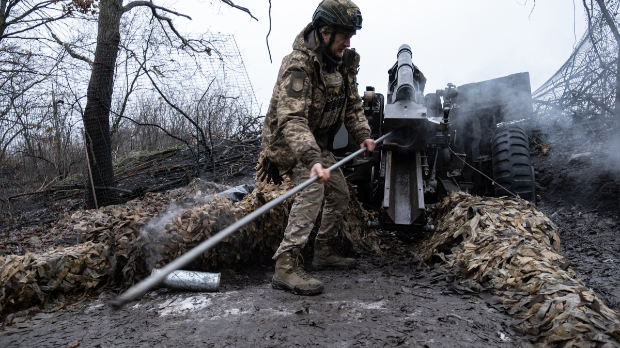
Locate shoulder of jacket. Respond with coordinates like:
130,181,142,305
281,50,315,73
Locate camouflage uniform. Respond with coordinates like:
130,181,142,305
262,23,371,260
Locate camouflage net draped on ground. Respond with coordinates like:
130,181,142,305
0,178,381,314
415,191,620,347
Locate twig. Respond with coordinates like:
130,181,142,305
9,189,48,200
221,0,258,21
46,25,93,66
122,1,192,19
37,175,60,193
266,0,272,63
445,313,473,324
114,152,177,181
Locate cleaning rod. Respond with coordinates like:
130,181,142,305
110,131,393,309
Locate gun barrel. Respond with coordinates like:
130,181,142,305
394,44,415,103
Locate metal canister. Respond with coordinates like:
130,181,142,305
151,268,220,292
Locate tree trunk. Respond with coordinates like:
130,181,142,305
82,0,124,208
615,49,620,123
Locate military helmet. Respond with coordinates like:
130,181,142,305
312,0,362,31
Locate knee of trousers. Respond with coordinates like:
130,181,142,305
304,182,326,201
325,188,349,212
291,182,325,211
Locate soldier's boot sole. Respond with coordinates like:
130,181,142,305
312,259,357,270
271,278,324,295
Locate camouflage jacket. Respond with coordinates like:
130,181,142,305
261,23,371,173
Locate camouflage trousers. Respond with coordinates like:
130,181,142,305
272,149,350,260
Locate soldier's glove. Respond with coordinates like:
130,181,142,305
259,157,283,185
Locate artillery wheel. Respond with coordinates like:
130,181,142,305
491,124,536,202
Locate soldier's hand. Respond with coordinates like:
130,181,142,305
360,139,376,156
310,163,330,184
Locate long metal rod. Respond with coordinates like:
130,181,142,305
82,129,98,210
110,132,393,309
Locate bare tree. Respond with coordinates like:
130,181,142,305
0,0,82,173
0,0,259,210
0,39,62,166
72,0,257,207
0,0,97,41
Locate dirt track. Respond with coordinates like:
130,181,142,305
0,255,515,347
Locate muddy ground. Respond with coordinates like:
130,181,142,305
1,153,619,347
533,151,620,311
0,252,516,348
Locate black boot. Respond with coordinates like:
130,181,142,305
312,240,356,270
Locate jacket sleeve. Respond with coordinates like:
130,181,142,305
343,50,371,145
277,59,322,169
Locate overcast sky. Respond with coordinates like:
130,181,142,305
174,1,586,115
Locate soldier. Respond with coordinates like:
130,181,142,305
259,0,375,295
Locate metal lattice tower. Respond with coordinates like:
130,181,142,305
532,2,620,127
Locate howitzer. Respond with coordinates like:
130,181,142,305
334,44,536,231
110,45,536,308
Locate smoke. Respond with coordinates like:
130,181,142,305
144,201,181,236
606,134,620,180
139,181,233,270
528,3,620,177
137,181,256,270
141,200,184,270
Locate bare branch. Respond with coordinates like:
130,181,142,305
222,0,258,21
1,14,66,40
583,0,605,66
122,1,210,54
0,0,68,41
595,0,620,45
47,25,93,66
266,0,272,63
122,1,191,19
5,1,57,25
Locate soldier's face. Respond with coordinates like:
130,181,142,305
322,32,354,58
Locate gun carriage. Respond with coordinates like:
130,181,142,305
333,44,536,231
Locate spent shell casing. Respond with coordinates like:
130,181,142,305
151,268,220,292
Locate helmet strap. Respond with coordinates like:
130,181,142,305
316,25,342,72
318,27,337,57
328,33,336,51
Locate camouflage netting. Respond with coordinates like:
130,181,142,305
0,178,382,314
0,242,109,314
415,191,620,347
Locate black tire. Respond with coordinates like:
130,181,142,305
491,124,536,202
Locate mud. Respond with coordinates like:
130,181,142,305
533,152,620,311
1,252,516,347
